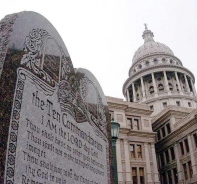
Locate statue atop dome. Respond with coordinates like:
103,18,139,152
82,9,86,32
144,23,148,30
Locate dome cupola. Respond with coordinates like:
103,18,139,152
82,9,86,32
142,24,154,43
132,25,174,64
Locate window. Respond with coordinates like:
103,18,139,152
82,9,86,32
188,161,193,178
127,118,132,127
161,127,166,137
139,168,145,184
166,123,171,134
176,101,180,106
163,102,167,108
170,59,173,64
162,58,166,62
180,142,184,155
132,167,145,184
183,163,188,180
188,102,191,107
193,133,197,148
158,83,164,91
173,168,178,184
161,173,167,183
137,145,142,158
176,84,179,91
165,150,170,163
138,64,142,69
127,117,141,130
145,60,149,66
130,144,135,158
153,58,158,64
168,170,173,184
109,111,114,121
184,139,189,153
150,105,154,110
157,130,161,140
149,86,154,93
170,147,175,160
169,83,173,91
132,167,137,184
160,153,165,166
133,119,139,130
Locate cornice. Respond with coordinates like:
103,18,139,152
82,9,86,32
119,127,156,139
159,161,177,172
151,105,193,125
107,98,153,115
142,94,197,104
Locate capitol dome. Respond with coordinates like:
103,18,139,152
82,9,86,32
123,25,197,116
132,29,174,64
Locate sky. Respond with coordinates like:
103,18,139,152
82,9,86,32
1,0,197,99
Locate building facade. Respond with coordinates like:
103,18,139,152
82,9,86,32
107,27,197,184
107,96,160,184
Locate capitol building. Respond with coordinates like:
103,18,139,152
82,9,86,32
107,26,197,184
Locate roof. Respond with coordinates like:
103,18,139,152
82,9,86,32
132,28,174,64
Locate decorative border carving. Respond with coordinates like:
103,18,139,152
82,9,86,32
4,70,25,184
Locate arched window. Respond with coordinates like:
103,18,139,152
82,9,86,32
136,93,140,100
153,58,158,64
138,64,142,69
168,83,173,91
145,60,149,66
149,86,154,94
170,59,173,64
158,83,164,91
176,84,179,91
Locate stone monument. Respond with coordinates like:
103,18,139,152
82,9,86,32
0,11,112,184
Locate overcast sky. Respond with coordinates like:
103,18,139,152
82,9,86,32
1,0,197,99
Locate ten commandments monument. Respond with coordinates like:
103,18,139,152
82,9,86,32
0,11,112,184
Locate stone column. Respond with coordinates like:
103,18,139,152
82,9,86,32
163,71,171,94
175,72,183,94
141,77,146,101
184,74,190,93
170,117,176,128
151,73,158,97
132,83,136,102
190,78,197,97
116,139,124,183
126,89,130,102
174,143,184,184
123,139,132,184
144,143,153,183
151,143,160,183
188,134,197,176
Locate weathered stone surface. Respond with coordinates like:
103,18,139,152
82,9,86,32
0,11,112,184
